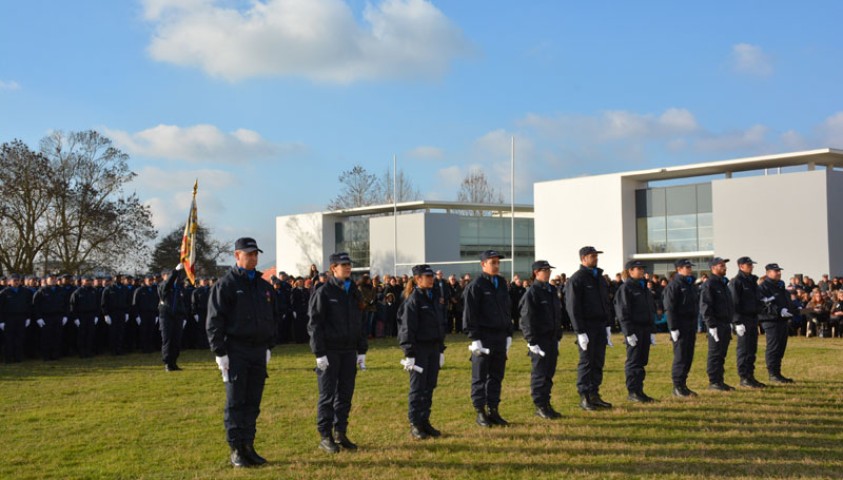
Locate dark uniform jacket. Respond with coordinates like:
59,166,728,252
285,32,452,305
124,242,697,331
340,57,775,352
613,278,656,335
33,285,68,318
307,276,368,358
462,273,513,340
565,265,612,333
699,275,734,328
0,287,33,321
729,270,762,324
102,284,130,316
397,287,447,357
133,286,159,316
206,267,278,357
69,286,99,317
662,273,699,331
158,269,189,317
519,280,563,345
758,278,793,322
191,286,210,318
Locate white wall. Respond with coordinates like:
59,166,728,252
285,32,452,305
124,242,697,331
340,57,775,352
369,213,427,276
826,170,843,277
275,212,325,277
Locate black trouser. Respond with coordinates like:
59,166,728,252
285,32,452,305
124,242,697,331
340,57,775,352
224,341,267,447
63,318,77,356
529,337,559,407
194,312,210,350
407,344,441,425
77,315,97,358
316,350,357,436
576,323,608,395
40,314,63,360
138,312,158,353
706,323,732,384
761,320,789,377
625,325,653,394
736,316,758,379
277,312,291,344
123,314,138,353
3,316,26,363
671,318,697,387
293,311,309,344
160,312,184,366
470,333,508,410
107,311,127,355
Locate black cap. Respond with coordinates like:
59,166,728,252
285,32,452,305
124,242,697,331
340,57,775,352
708,257,729,267
83,275,94,281
674,259,695,268
9,273,21,280
329,252,352,265
531,260,555,271
579,246,603,257
480,250,505,261
412,264,435,276
234,237,263,253
278,271,287,277
625,260,647,270
765,263,783,271
737,256,757,265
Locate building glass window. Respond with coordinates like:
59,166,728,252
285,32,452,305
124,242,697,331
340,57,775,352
636,183,713,254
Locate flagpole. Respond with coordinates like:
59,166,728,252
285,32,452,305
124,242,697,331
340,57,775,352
511,136,515,279
393,154,398,277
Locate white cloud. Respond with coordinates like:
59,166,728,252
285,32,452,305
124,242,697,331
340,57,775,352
0,80,20,90
818,112,843,148
406,145,443,159
731,43,773,77
521,108,699,142
143,0,472,83
104,124,299,163
694,124,769,152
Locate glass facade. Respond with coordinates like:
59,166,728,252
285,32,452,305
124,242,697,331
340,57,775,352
459,217,535,276
334,218,370,269
636,183,713,254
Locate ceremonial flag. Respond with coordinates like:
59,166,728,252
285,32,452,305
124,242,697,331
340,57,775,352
179,180,198,285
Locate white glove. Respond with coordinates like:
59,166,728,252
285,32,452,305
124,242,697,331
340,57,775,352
36,319,45,328
215,355,230,382
577,333,589,351
709,327,720,343
136,317,141,326
105,316,112,326
25,319,31,328
194,314,199,322
439,352,445,367
93,316,99,325
626,333,638,347
182,319,187,329
401,357,416,372
505,336,512,353
781,308,793,318
266,349,271,365
0,322,4,331
650,333,656,345
74,319,80,327
735,324,746,337
468,340,490,356
606,326,614,347
155,316,159,325
357,354,367,370
62,317,68,326
124,313,129,322
316,356,329,371
670,330,680,342
762,296,775,303
175,263,184,271
528,344,546,357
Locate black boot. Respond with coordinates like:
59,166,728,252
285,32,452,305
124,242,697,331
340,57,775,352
579,393,597,411
628,391,654,403
591,393,613,409
535,404,556,419
319,435,339,454
410,424,429,440
335,431,357,450
546,404,563,419
230,442,252,468
242,442,266,466
475,407,492,427
487,407,509,426
422,420,442,438
673,385,698,398
708,382,735,391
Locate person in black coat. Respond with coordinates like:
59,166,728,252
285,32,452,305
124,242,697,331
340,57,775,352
758,263,796,384
158,265,189,371
700,257,736,391
663,259,700,397
102,274,131,355
32,273,67,361
614,261,657,403
0,273,33,363
729,257,766,389
397,264,447,440
463,250,513,428
307,252,368,454
291,278,310,343
69,276,100,359
206,237,278,468
519,260,563,419
133,275,160,354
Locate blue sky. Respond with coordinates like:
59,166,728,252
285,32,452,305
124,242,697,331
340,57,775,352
2,1,843,265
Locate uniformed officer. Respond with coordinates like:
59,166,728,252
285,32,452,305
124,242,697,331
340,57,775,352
60,274,77,356
121,275,138,352
191,277,211,350
207,237,278,468
397,264,447,439
662,259,700,397
0,273,34,363
565,246,613,411
463,250,513,427
159,265,189,371
69,276,100,358
308,252,368,454
519,260,563,419
700,257,736,391
729,257,766,388
133,275,160,353
614,260,657,403
758,263,796,384
102,274,130,355
33,273,67,361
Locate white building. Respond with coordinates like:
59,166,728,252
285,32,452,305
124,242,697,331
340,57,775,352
276,201,534,278
534,148,843,278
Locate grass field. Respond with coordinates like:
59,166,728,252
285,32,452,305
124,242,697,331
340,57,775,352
2,333,843,480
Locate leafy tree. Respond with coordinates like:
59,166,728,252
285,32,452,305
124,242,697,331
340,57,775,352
149,223,229,276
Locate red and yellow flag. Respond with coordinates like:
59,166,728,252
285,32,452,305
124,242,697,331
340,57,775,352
179,180,198,285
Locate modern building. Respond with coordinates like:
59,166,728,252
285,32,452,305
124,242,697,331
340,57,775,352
534,148,843,278
276,201,534,278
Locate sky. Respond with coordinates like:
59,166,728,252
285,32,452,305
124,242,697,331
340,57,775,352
2,0,843,267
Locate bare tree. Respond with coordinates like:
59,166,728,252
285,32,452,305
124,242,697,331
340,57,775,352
456,169,505,215
326,164,380,210
376,166,421,204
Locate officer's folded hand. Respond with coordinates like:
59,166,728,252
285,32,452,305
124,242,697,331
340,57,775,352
316,356,329,371
762,296,775,303
93,316,99,325
606,326,614,347
175,263,183,271
626,333,638,347
439,352,445,368
135,316,141,326
781,308,793,318
266,349,271,365
401,357,416,372
104,315,112,326
62,317,68,326
506,336,512,353
215,355,230,382
36,319,45,328
577,333,589,351
708,327,720,342
468,340,490,356
0,322,4,331
124,313,129,322
194,314,199,322
528,344,546,357
670,330,680,342
356,354,367,370
650,333,657,345
735,324,746,337
182,319,187,329
74,319,80,327
25,318,31,328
